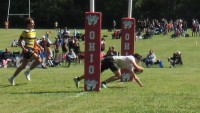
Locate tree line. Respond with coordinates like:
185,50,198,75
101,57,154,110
1,0,200,28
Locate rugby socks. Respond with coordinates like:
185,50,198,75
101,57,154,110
76,77,80,81
102,81,106,85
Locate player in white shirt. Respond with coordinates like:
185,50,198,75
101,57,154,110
74,53,144,88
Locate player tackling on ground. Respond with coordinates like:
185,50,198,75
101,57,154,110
74,53,144,88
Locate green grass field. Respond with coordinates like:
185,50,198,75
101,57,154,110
0,28,200,113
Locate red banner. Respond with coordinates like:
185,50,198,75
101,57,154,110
84,12,102,91
121,18,136,81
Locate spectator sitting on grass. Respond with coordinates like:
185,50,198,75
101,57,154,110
168,51,183,68
144,50,157,68
1,48,13,68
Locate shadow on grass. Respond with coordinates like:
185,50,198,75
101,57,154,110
106,86,126,89
0,83,28,88
7,90,84,95
0,85,11,88
78,85,126,89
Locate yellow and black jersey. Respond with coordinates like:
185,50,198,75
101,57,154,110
20,29,36,48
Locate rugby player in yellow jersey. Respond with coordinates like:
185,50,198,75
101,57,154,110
8,17,44,85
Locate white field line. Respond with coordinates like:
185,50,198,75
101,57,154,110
15,92,86,113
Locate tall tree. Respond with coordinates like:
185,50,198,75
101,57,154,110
1,0,200,28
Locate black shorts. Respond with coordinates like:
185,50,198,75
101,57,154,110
101,57,119,72
23,47,34,59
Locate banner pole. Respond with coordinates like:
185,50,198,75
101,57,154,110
84,0,101,91
121,0,136,81
90,0,95,12
128,0,132,18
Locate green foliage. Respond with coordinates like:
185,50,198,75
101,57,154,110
2,0,200,28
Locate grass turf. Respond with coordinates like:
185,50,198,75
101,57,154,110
0,28,200,113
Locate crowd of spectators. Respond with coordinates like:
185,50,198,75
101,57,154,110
42,27,83,67
109,18,191,40
1,18,189,69
0,27,85,68
135,18,188,39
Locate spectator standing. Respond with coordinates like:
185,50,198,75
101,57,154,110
40,36,51,57
54,21,58,30
47,47,54,67
100,38,106,59
4,20,9,30
53,38,60,54
113,20,116,30
66,49,77,67
73,39,80,56
53,37,62,66
68,37,75,51
45,31,52,44
64,27,70,37
101,38,106,52
192,19,198,37
61,40,68,65
39,36,51,68
73,29,79,38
